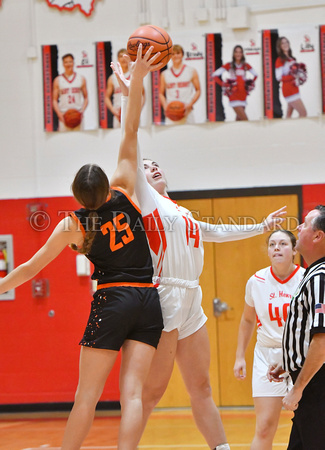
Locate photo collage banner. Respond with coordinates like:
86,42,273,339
42,25,325,132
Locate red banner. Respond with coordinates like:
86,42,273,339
320,25,325,114
42,45,54,132
96,42,108,129
206,34,217,122
151,71,162,124
262,30,274,119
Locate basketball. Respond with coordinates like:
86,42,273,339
63,109,82,128
127,25,173,68
165,101,186,121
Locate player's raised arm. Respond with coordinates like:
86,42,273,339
110,45,161,196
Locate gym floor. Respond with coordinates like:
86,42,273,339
0,407,293,449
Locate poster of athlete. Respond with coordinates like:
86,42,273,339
206,33,262,122
42,43,98,132
262,25,321,119
96,38,149,129
152,33,206,126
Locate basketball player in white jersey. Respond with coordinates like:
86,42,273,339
105,48,145,128
112,58,287,450
234,230,305,450
52,53,88,132
159,44,201,124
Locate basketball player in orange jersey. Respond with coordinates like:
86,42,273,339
0,46,163,450
234,230,304,450
275,37,307,118
105,48,145,128
212,45,257,121
52,53,88,132
159,44,201,124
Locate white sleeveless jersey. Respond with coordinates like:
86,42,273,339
111,71,130,110
58,72,84,113
120,96,266,285
138,184,204,282
245,265,305,347
164,65,195,105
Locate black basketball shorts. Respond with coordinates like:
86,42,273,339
80,286,164,351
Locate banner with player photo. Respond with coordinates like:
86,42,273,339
42,43,98,132
262,26,321,119
206,33,263,122
96,39,150,129
151,33,207,126
320,25,325,114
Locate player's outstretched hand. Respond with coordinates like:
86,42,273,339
262,206,287,232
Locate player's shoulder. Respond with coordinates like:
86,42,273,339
275,57,284,68
297,266,306,276
252,267,270,283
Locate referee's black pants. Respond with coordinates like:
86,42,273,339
287,364,325,450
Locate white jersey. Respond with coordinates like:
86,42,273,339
164,65,195,105
111,71,130,110
58,72,84,113
245,265,305,348
124,96,265,282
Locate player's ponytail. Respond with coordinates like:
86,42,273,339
71,164,109,254
71,210,100,254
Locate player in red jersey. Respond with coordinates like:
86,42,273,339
275,37,307,118
212,45,257,121
234,230,305,450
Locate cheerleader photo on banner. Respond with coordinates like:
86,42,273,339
207,32,262,122
262,25,321,119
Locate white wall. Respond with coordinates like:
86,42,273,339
0,0,324,199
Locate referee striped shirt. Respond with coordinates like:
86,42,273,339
283,256,325,373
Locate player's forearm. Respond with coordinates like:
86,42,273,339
125,78,143,135
235,318,255,358
159,93,167,110
189,90,201,108
81,97,88,113
0,262,39,295
199,221,264,243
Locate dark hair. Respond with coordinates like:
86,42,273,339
71,164,109,254
267,229,296,248
62,53,74,61
231,45,245,70
276,37,295,62
312,205,325,233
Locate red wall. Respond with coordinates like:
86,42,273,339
302,184,325,218
0,196,120,405
0,185,323,405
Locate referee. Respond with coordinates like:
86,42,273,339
268,205,325,449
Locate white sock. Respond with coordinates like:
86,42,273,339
215,445,230,450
